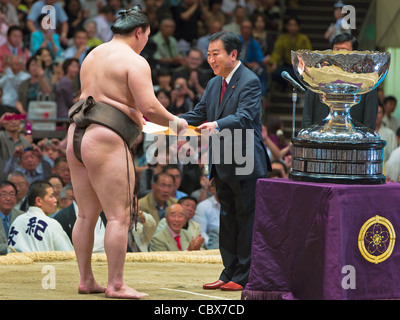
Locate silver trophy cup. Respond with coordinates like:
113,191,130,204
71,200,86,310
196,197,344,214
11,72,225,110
290,49,391,184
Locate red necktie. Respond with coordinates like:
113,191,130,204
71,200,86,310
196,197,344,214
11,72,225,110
174,235,182,250
220,79,227,104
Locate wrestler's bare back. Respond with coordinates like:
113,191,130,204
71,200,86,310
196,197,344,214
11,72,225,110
79,39,148,129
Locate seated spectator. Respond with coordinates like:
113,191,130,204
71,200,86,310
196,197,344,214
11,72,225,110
46,173,63,209
138,172,177,225
385,127,400,183
239,20,268,96
155,195,201,239
84,19,103,48
15,54,53,115
58,184,74,210
0,55,30,108
0,180,24,254
154,67,172,92
270,159,288,178
152,18,184,69
203,0,225,27
171,47,212,104
35,47,63,90
132,132,148,181
138,155,168,198
8,180,73,252
64,0,88,39
55,58,80,118
254,0,282,31
29,14,62,58
376,103,397,163
53,199,106,253
63,28,90,65
0,0,19,26
163,164,187,200
52,156,71,185
266,114,290,157
0,111,31,177
149,203,204,251
197,20,223,60
7,170,29,211
92,5,115,43
128,210,157,252
269,16,312,91
4,144,52,184
168,77,194,115
324,0,351,44
192,181,220,248
251,12,274,62
0,25,30,73
26,0,69,46
37,138,66,166
222,5,246,35
382,96,399,133
156,88,171,109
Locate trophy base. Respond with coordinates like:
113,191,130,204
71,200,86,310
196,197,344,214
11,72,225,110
290,138,386,185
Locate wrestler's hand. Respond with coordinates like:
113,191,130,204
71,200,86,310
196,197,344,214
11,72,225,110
175,116,188,135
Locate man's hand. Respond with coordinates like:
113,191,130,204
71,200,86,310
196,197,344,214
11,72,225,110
196,121,217,134
187,234,204,251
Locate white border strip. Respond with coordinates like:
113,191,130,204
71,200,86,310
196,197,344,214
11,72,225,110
160,288,232,300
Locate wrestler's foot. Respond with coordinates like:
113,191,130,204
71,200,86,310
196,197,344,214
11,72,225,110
78,281,106,294
105,284,148,299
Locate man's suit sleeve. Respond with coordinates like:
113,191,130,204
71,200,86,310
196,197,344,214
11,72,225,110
363,89,378,130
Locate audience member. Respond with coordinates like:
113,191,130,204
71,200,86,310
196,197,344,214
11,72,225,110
35,47,63,89
4,144,52,183
63,28,90,65
266,115,290,157
269,16,312,91
26,0,69,46
197,19,222,60
171,0,205,53
222,5,246,35
46,173,63,208
154,67,172,92
58,184,74,210
0,111,31,176
376,103,397,163
52,156,71,185
37,138,66,166
163,164,187,199
0,25,30,73
138,172,177,224
270,159,288,178
239,19,268,95
55,57,80,118
8,180,73,252
0,0,19,26
91,5,116,43
251,12,274,60
203,0,225,28
53,199,106,253
128,209,157,252
29,13,62,58
7,170,29,211
385,127,400,183
253,0,282,31
152,18,184,69
83,19,103,48
156,88,171,109
192,180,220,248
171,47,212,104
16,54,53,115
0,55,30,107
149,203,204,251
324,0,351,44
0,180,24,254
168,77,194,115
64,0,88,39
382,96,399,133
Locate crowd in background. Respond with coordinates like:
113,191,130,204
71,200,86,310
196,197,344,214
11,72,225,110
1,0,399,255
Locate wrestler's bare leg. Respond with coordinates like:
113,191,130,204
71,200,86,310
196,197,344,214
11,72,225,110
67,124,147,299
67,124,106,294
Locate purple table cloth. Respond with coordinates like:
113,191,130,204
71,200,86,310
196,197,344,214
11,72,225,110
241,178,400,300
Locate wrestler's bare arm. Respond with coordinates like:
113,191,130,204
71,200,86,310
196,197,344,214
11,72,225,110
128,56,186,130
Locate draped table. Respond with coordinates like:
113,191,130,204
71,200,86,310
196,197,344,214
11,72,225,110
241,178,400,300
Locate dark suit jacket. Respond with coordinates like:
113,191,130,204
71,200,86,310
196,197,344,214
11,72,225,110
180,63,271,182
0,208,24,255
301,89,378,130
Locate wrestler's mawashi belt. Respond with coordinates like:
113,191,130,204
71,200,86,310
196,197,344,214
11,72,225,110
68,96,140,229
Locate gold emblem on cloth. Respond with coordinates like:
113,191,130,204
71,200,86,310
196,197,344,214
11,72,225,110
358,215,395,264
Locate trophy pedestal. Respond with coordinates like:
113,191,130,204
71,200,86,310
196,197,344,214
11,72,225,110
290,138,386,185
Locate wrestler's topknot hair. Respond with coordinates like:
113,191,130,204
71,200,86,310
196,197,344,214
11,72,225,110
111,5,150,35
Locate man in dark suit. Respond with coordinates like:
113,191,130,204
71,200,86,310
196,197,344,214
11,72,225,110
179,31,271,291
301,33,378,130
